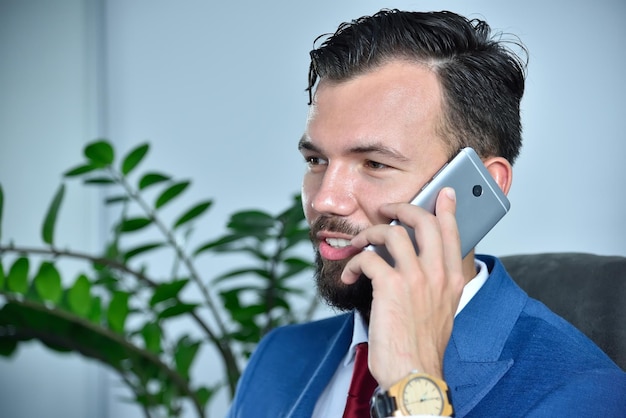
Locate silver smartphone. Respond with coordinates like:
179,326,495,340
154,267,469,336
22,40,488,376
366,147,510,265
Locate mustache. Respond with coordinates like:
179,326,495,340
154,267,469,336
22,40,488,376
309,216,363,241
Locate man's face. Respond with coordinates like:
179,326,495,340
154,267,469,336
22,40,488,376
299,60,451,314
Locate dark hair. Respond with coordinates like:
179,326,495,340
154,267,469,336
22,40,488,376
307,9,527,164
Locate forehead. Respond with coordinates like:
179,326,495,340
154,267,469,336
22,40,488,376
304,60,447,157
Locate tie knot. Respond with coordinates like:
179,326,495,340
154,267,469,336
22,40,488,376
355,343,368,364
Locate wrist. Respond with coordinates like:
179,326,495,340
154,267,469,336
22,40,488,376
378,358,443,390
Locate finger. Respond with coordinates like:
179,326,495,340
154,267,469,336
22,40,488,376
385,201,445,276
434,187,464,287
350,221,422,274
341,248,391,284
434,187,460,252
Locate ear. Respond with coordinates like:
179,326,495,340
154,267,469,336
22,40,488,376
483,157,513,195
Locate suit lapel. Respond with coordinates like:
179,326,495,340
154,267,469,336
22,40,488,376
279,257,525,417
444,351,513,417
444,256,527,417
286,312,354,417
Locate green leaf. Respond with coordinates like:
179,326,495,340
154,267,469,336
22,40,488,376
219,288,242,313
0,184,3,241
7,257,29,294
118,217,152,232
231,304,267,324
195,386,214,408
42,184,65,245
173,200,213,229
123,242,164,262
107,291,129,333
121,143,149,175
267,294,291,311
174,336,200,379
64,163,99,177
68,274,92,317
84,139,114,167
93,267,120,291
213,268,270,284
83,177,115,185
208,240,268,260
155,181,190,209
225,210,276,241
229,328,261,345
192,234,245,256
104,241,120,263
140,322,162,353
138,172,170,190
33,262,63,304
0,260,4,289
284,227,312,249
277,194,305,224
150,279,189,307
0,300,194,399
278,194,310,248
279,257,313,280
88,295,102,324
228,210,275,232
158,303,197,320
105,195,130,205
0,339,18,357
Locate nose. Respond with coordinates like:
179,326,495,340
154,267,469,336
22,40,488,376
309,164,357,217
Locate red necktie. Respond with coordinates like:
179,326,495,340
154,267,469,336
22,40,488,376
343,342,379,418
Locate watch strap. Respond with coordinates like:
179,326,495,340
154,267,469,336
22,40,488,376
370,387,396,418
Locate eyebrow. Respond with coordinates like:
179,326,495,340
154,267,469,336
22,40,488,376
298,135,318,152
298,135,410,163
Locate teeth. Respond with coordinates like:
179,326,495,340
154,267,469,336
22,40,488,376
325,238,352,248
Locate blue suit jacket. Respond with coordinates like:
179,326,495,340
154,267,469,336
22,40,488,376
227,255,626,417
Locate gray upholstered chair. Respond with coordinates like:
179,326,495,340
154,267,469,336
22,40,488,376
500,252,626,370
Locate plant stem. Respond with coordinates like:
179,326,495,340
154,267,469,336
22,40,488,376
108,168,241,393
1,244,154,286
0,243,240,394
109,169,229,339
1,295,205,417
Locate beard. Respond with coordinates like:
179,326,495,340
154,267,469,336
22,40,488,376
310,216,373,320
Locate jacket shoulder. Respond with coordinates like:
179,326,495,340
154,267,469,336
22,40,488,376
226,313,353,418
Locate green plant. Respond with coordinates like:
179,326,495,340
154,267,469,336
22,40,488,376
0,139,317,417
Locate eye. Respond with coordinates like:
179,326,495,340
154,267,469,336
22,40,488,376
364,160,389,170
304,155,328,167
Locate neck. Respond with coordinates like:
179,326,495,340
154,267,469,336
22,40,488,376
462,250,479,285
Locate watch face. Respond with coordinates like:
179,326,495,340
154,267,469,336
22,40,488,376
401,376,445,415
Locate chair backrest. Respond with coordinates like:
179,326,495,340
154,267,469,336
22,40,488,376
500,252,626,371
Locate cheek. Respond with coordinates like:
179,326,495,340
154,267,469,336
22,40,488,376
360,198,387,225
360,187,415,224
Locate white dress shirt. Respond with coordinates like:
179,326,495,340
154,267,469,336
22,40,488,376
312,258,489,417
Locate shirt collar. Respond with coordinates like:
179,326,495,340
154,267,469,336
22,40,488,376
344,309,369,366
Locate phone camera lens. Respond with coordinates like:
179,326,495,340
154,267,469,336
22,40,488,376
472,184,483,197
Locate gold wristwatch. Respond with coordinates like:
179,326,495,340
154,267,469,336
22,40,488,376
370,371,454,417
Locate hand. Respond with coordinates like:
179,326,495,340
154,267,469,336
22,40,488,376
341,187,466,389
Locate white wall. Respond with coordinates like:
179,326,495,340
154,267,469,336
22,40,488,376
103,0,626,258
1,0,624,417
0,0,108,417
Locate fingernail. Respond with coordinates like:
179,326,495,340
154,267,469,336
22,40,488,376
445,187,456,201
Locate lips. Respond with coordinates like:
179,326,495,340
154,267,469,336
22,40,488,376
318,236,362,261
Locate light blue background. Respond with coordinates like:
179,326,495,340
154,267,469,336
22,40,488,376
1,1,624,417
